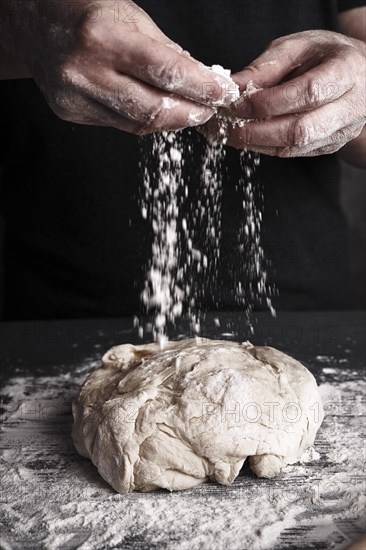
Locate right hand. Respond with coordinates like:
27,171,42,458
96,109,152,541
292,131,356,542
0,0,236,133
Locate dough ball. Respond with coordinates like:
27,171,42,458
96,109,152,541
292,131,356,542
72,338,324,493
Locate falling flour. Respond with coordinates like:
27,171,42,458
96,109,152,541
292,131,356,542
139,131,185,345
236,150,276,319
139,67,275,343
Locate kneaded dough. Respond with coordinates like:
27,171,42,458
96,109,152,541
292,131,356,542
72,338,324,493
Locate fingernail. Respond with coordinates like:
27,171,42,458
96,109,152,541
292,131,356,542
230,99,254,118
201,68,240,107
187,106,215,126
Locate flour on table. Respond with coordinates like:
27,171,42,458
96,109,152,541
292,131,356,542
1,359,365,550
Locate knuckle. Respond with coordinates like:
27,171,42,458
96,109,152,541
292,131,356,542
335,127,351,142
287,116,311,147
267,34,296,49
75,16,105,51
243,65,262,83
59,61,78,87
267,37,282,49
156,58,186,91
304,78,322,107
244,64,259,76
75,23,91,50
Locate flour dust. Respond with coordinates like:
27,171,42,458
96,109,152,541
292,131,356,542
138,79,275,343
139,131,186,345
1,368,365,550
235,149,276,320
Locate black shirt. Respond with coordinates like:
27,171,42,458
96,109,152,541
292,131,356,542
0,0,364,320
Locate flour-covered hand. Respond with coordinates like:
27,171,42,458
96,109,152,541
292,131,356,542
0,0,238,133
201,31,366,157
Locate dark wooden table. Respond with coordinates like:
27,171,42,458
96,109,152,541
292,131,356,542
1,311,365,549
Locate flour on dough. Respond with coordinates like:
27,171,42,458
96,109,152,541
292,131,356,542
72,339,324,493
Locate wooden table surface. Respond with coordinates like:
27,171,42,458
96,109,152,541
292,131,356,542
1,311,365,549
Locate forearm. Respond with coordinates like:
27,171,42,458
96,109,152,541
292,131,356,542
338,126,366,169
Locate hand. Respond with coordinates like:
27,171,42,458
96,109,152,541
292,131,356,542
0,0,237,133
201,30,366,157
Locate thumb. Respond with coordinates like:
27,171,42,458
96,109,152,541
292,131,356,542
232,36,310,92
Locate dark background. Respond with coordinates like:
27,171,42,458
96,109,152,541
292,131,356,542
0,152,364,321
340,161,366,309
1,0,365,320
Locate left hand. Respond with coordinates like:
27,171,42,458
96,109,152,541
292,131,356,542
200,30,366,157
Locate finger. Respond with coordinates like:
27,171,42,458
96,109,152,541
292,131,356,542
231,35,313,92
83,70,215,131
75,96,198,136
203,92,361,149
248,143,343,157
239,123,364,157
54,94,144,133
103,29,238,107
230,57,353,119
277,124,364,157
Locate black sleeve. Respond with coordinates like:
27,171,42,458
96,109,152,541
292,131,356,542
338,0,365,12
